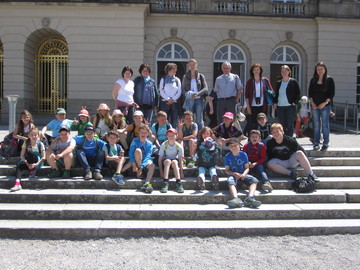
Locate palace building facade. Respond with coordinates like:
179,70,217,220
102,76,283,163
0,0,359,121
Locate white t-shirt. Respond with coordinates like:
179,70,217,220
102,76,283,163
115,78,134,104
251,81,264,107
96,118,110,137
159,141,184,160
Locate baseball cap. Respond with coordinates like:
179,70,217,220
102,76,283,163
59,126,70,133
84,126,95,133
257,112,267,120
55,108,66,114
133,111,144,117
222,112,234,120
79,109,89,117
226,138,241,146
166,128,178,135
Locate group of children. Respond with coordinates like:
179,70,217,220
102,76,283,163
3,100,318,210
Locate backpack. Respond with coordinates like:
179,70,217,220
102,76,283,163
196,139,220,168
0,132,20,157
105,143,122,156
292,176,318,193
24,140,44,163
161,75,179,90
163,140,181,158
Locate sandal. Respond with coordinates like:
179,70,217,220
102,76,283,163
197,176,206,191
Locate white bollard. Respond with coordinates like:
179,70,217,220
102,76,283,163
6,95,19,133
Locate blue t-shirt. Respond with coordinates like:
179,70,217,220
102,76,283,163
151,123,172,144
224,150,249,174
47,119,73,138
74,136,105,157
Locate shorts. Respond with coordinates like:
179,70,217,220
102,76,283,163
227,174,259,187
267,152,299,169
56,157,75,169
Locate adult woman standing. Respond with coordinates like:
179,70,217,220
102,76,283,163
133,64,159,123
245,63,274,132
308,61,335,151
273,65,300,137
159,63,182,128
182,59,208,130
112,66,138,124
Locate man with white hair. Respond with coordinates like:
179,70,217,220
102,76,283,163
213,61,243,124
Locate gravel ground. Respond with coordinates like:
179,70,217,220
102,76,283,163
1,234,360,270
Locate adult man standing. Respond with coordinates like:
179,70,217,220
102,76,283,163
214,61,243,123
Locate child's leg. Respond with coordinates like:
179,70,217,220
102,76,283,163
198,167,206,181
253,164,269,183
63,152,73,171
295,150,313,175
295,118,301,136
47,153,59,170
227,176,238,198
145,162,155,183
134,148,143,177
171,159,180,179
163,159,171,179
267,158,290,175
248,182,258,197
116,157,126,174
121,161,132,172
189,139,195,157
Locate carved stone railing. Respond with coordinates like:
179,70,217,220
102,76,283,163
272,2,305,16
212,1,250,14
151,0,191,12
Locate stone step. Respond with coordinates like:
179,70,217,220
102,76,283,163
0,188,347,204
1,176,360,190
344,190,360,203
1,164,360,177
0,203,359,221
0,219,359,238
309,157,360,166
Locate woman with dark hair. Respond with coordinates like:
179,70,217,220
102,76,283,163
133,64,159,123
159,63,182,128
245,63,274,134
182,59,208,130
308,61,335,151
112,66,139,124
273,65,301,137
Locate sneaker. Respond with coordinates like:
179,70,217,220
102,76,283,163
313,145,320,151
62,170,71,178
28,170,36,178
307,173,319,182
196,176,205,191
321,145,329,151
227,197,244,208
84,169,92,180
93,169,103,180
211,175,219,191
10,184,22,192
142,183,153,193
261,181,273,193
244,196,262,208
175,182,184,193
289,171,299,180
48,169,62,178
182,159,187,168
160,181,169,193
112,174,125,186
187,160,195,168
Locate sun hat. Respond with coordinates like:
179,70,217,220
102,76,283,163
55,108,66,114
112,109,124,117
133,110,144,117
97,103,110,111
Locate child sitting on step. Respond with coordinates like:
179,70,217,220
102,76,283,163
253,113,272,144
70,106,93,136
127,124,155,193
225,138,261,208
93,103,112,139
109,109,128,151
178,110,198,168
41,108,73,145
151,111,172,149
159,128,184,193
196,127,220,191
242,129,272,193
10,128,46,192
103,131,126,186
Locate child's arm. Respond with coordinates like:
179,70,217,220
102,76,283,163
41,125,49,140
179,156,184,179
13,125,27,141
177,120,184,140
158,155,164,178
225,165,242,180
208,96,214,115
182,126,198,141
29,143,46,169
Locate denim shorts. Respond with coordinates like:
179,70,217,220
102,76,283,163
227,174,259,187
267,152,299,169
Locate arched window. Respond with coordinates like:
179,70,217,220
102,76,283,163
270,45,301,87
35,36,68,114
156,42,189,84
0,41,3,112
213,44,246,85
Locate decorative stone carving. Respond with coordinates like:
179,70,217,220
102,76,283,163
170,27,177,37
41,17,51,28
286,31,293,41
229,29,236,39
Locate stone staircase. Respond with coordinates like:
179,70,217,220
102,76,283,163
0,148,360,238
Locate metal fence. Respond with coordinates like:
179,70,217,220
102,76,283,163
332,102,360,133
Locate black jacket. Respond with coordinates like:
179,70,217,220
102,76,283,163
274,78,301,105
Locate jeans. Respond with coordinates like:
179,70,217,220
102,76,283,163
312,105,331,146
192,99,204,130
160,100,179,128
76,149,105,171
198,166,217,181
250,163,269,183
277,105,296,137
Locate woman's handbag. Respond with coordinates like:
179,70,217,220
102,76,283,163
264,80,275,105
